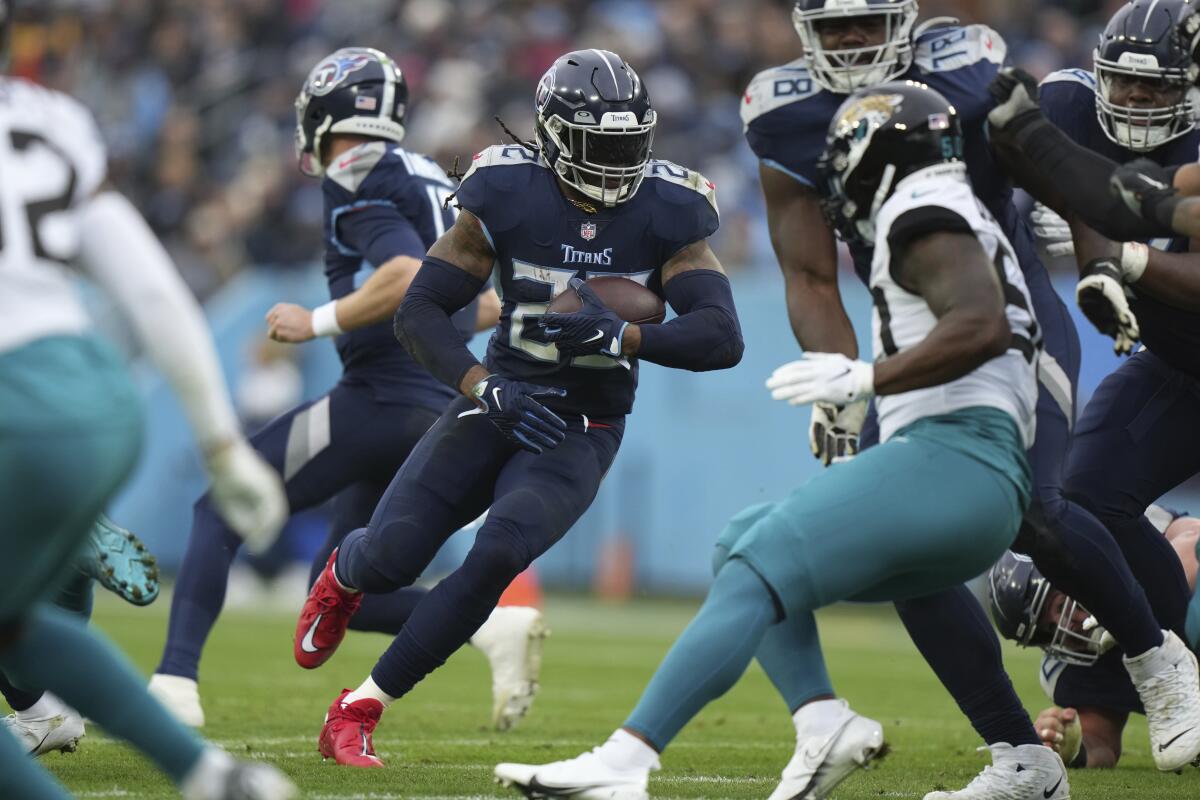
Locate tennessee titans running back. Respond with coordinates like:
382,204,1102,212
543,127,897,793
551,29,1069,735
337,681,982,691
295,48,743,768
740,0,1200,788
150,47,503,728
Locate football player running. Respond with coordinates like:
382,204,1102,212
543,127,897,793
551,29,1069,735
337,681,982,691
0,1,295,796
148,47,542,734
293,48,743,767
989,507,1200,769
495,81,1064,800
741,0,1200,789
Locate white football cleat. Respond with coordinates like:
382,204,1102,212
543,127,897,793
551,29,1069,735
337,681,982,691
181,747,297,800
149,673,205,728
495,747,653,800
923,743,1069,800
767,700,886,800
1125,630,1200,771
2,698,85,756
471,606,548,731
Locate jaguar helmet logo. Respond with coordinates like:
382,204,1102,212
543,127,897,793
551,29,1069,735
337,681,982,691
833,93,904,141
308,53,375,97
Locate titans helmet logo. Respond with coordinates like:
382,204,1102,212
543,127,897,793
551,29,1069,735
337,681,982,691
308,53,374,97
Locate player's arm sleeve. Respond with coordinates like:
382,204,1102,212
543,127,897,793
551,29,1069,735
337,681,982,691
334,202,426,265
990,113,1169,240
76,191,240,453
395,256,486,390
636,268,743,371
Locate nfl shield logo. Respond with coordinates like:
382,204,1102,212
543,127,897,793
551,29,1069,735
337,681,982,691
580,222,597,241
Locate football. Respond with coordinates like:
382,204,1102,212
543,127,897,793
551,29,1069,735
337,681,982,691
547,276,666,324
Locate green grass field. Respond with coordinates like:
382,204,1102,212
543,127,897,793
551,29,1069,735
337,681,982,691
26,591,1200,798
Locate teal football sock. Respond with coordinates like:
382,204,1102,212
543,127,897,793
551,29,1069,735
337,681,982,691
0,722,72,800
754,610,834,712
623,557,780,750
0,604,205,783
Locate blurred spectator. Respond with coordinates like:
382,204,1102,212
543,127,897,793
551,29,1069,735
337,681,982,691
11,0,1122,294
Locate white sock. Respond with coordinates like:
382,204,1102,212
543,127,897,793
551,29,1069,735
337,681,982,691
596,728,660,772
793,698,848,738
179,746,233,798
16,693,68,721
343,676,396,709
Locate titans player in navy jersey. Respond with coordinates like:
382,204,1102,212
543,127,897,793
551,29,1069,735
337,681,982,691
147,48,549,733
740,0,1200,786
293,48,743,767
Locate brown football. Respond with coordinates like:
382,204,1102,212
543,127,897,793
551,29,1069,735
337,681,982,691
547,276,666,324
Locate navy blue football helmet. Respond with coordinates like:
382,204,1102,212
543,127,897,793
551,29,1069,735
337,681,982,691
793,0,919,94
294,47,407,177
817,80,963,245
1095,0,1197,152
534,49,656,207
988,551,1108,667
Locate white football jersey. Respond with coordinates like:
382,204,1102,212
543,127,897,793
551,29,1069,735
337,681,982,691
0,78,107,353
870,164,1039,447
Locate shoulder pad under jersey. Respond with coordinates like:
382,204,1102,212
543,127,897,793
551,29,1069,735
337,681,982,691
913,24,1006,74
643,159,720,254
1040,68,1097,92
0,79,107,201
454,144,546,234
740,59,821,130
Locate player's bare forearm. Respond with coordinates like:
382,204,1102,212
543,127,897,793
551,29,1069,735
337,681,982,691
759,163,857,357
426,210,496,280
1077,708,1126,768
1168,197,1200,239
1074,218,1200,311
1175,163,1200,196
475,288,501,332
335,255,421,330
873,232,1009,396
1069,219,1120,271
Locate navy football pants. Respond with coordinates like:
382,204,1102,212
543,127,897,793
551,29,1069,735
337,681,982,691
337,395,623,699
156,381,441,681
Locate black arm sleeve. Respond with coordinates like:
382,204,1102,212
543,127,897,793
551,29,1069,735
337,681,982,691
992,113,1171,241
394,256,486,390
636,269,744,371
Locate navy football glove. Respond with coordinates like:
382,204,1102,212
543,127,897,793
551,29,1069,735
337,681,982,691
986,67,1041,133
1110,158,1180,229
532,278,628,358
469,374,567,454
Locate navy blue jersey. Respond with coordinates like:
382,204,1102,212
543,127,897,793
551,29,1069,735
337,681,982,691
742,24,1042,286
322,141,478,405
1040,69,1200,377
454,144,719,418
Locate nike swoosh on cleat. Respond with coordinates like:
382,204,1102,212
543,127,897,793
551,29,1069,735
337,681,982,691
301,615,323,653
583,329,605,343
1158,727,1196,751
492,387,503,411
1043,776,1063,798
527,776,609,797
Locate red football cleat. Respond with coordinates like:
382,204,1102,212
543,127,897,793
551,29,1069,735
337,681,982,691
294,549,362,669
318,689,385,768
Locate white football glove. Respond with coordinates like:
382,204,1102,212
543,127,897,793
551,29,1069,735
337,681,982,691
1030,202,1074,258
1076,258,1140,355
205,439,288,554
767,353,875,407
810,399,869,466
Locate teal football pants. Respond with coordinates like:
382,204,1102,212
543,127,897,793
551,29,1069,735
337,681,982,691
0,336,205,797
625,408,1029,749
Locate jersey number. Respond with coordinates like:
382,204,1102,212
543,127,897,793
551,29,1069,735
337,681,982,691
1,131,78,263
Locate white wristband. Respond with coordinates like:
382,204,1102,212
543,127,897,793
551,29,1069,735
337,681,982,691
311,301,344,337
1120,241,1150,283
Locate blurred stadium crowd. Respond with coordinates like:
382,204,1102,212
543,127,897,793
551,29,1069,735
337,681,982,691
12,0,1131,297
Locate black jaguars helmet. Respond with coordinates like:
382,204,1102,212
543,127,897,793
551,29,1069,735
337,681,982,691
294,47,407,177
793,0,919,94
534,49,656,207
816,80,963,245
1095,0,1197,152
988,551,1108,667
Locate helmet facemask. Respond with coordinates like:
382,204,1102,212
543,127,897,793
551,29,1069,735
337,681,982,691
794,1,919,94
536,109,656,207
1037,592,1111,667
1095,51,1196,152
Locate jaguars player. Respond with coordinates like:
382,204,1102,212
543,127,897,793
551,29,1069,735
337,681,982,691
292,48,743,767
0,2,294,795
741,0,1200,781
989,507,1200,769
148,47,545,734
494,81,1068,800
